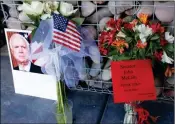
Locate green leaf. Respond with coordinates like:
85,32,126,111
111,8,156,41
164,44,174,52
108,49,118,56
150,34,160,41
121,28,133,37
24,0,32,4
134,33,139,41
22,23,35,27
26,14,40,27
27,14,37,21
125,37,132,43
112,54,131,61
71,18,85,26
117,55,131,61
139,49,145,59
123,16,134,23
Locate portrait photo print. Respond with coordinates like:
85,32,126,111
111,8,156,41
5,29,43,74
4,29,57,100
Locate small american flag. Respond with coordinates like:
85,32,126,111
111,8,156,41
52,13,82,52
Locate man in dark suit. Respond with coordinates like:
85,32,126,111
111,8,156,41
13,62,43,74
9,33,43,74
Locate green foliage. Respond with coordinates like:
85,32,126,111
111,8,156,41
164,44,174,52
27,14,40,27
150,34,160,41
123,16,134,23
24,0,32,4
125,37,133,43
71,17,85,26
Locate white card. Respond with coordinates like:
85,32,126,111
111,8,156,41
4,28,57,100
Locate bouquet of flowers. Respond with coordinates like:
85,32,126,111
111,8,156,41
99,13,174,124
99,14,174,77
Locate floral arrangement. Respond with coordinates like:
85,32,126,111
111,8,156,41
18,1,84,36
99,14,174,77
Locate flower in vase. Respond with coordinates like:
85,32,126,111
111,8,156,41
59,2,78,17
136,40,147,49
112,40,129,54
138,13,148,24
135,24,152,43
161,51,174,64
165,32,174,43
18,1,44,16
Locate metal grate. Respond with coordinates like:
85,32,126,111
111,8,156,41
1,0,174,102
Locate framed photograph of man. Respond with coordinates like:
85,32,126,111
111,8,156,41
4,29,57,100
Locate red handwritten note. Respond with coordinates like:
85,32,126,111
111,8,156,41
111,59,156,103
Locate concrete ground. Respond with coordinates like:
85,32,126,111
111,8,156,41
1,46,174,124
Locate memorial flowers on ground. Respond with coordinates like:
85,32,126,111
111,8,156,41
99,13,174,77
99,13,174,124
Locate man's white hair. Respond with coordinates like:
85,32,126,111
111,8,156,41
9,33,30,50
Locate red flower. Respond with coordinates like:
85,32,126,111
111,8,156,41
108,29,117,45
124,23,134,30
136,40,147,49
99,46,108,55
116,18,123,30
149,23,165,34
106,18,123,30
154,51,163,61
160,39,168,46
106,18,116,29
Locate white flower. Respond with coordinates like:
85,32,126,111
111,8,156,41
117,31,126,38
135,24,152,43
59,2,78,17
44,1,59,14
161,51,174,64
18,1,44,16
41,14,51,20
165,32,174,43
18,12,31,22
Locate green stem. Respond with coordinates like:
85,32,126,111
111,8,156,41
57,81,67,124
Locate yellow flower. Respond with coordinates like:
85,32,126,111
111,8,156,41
138,13,148,24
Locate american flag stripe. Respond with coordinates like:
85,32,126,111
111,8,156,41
68,22,80,34
53,30,80,43
53,35,80,46
53,37,80,49
53,39,80,51
66,30,82,40
52,13,82,52
68,21,76,29
67,27,80,37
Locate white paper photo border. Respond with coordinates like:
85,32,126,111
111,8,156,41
4,28,57,101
